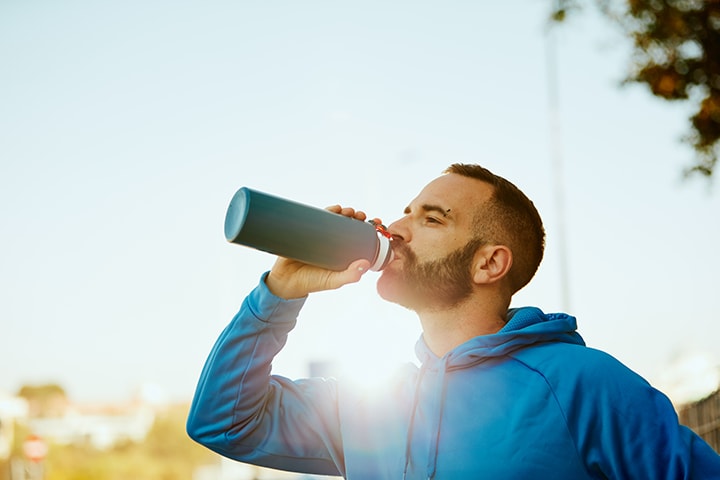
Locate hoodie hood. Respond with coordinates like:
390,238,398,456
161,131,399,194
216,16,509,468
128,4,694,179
415,306,585,369
404,307,586,479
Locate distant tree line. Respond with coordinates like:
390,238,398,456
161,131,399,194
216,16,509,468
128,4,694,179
8,384,217,480
17,384,67,418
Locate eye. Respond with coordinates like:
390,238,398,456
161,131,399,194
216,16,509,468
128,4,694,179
425,216,441,224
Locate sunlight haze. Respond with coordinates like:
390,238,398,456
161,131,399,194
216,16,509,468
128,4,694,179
1,1,719,404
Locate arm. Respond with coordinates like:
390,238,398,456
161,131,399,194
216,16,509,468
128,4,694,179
186,205,373,475
588,382,720,479
561,349,720,479
186,274,345,475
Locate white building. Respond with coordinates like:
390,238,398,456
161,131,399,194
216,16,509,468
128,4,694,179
27,405,155,450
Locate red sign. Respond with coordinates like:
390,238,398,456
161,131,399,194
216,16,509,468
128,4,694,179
23,435,48,462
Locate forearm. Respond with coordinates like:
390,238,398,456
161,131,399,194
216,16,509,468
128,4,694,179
186,274,344,475
186,273,303,454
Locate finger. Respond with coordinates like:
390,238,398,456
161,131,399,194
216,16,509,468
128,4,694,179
335,259,371,285
352,258,371,273
328,205,367,221
340,207,356,217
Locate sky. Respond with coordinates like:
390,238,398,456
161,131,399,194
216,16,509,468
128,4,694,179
1,1,719,405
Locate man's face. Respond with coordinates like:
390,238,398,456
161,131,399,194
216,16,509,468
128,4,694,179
377,174,494,311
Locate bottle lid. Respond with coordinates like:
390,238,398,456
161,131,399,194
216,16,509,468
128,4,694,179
370,234,393,271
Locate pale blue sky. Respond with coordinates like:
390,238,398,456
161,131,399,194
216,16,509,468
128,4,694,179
1,1,718,403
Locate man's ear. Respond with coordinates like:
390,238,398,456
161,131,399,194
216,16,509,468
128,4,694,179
472,244,513,285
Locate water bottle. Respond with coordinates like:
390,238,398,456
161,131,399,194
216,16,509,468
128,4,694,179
224,187,394,271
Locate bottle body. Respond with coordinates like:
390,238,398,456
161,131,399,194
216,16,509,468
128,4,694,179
224,187,393,271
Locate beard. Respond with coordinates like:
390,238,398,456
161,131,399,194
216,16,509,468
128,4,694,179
377,238,483,312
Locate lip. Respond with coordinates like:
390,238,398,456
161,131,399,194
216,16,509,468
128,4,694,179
389,243,409,261
386,251,403,266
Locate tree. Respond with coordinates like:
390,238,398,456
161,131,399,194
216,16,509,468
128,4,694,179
17,384,68,418
552,0,720,178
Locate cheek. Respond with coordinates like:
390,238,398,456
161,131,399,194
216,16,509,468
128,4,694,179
410,236,463,263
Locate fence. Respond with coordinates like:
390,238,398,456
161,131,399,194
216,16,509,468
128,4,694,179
678,388,720,453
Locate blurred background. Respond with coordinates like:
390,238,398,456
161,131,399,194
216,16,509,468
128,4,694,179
2,0,719,478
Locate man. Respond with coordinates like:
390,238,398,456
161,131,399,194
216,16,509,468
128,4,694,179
187,164,720,478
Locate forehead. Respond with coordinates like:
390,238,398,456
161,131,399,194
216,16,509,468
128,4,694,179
411,173,494,217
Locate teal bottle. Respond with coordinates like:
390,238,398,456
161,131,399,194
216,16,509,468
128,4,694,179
224,187,393,271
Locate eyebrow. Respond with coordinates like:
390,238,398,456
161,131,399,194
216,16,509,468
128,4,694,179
404,203,453,218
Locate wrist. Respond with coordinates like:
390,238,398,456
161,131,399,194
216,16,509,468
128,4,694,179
265,271,308,300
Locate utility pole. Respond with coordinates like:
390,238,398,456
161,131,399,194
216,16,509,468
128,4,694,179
545,3,572,312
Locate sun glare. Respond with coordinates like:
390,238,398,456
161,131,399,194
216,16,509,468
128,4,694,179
330,326,419,395
336,355,406,394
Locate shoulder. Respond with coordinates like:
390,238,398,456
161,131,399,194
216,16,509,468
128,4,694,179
509,342,682,446
510,341,660,405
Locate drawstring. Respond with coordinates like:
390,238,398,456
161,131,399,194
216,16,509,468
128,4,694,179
402,365,427,480
402,359,450,480
426,362,448,479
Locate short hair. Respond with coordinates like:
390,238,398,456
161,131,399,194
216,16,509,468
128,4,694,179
443,163,546,294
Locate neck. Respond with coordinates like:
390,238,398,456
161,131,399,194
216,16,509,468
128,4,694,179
417,294,509,357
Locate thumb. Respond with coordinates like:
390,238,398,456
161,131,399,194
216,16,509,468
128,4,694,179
331,259,372,288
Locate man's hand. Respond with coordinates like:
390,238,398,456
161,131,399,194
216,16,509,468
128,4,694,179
265,205,374,299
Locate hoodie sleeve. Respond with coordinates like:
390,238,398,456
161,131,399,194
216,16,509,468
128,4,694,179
558,347,720,479
186,273,345,476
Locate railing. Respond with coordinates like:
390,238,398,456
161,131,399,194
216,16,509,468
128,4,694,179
678,388,720,453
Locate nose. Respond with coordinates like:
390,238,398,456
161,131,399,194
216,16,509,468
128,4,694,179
387,216,410,243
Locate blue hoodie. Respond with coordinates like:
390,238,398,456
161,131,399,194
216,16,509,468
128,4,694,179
187,275,720,479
